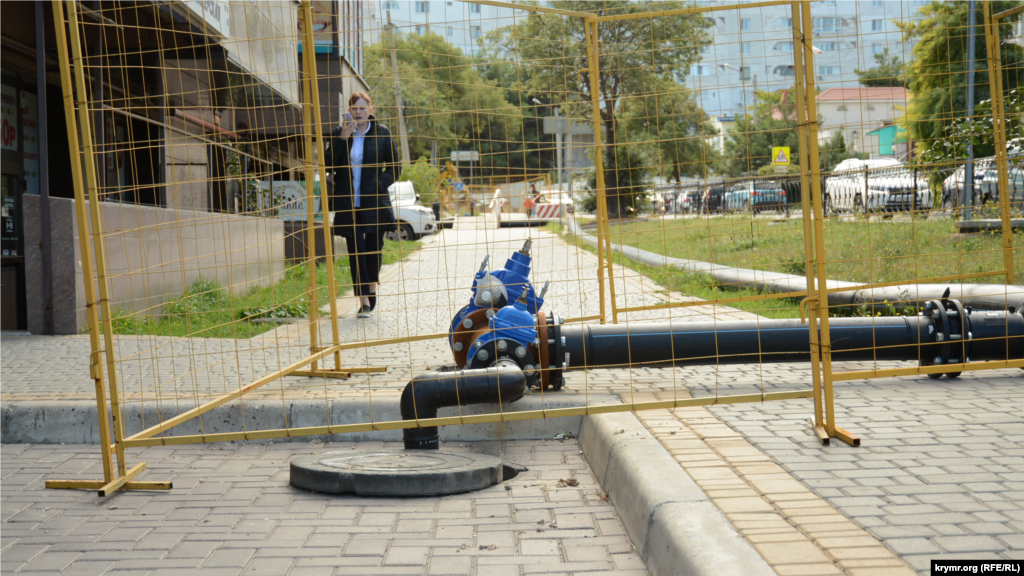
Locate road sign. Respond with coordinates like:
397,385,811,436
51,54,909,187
774,165,788,174
454,182,465,192
451,151,479,162
772,146,791,165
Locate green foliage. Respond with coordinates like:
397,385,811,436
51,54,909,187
86,238,422,338
490,1,711,217
721,90,862,177
854,48,910,89
898,0,1023,157
916,90,1024,168
581,142,657,217
402,159,442,206
619,78,721,182
165,278,229,316
363,31,523,175
719,90,802,177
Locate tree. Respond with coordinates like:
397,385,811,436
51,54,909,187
916,90,1024,168
579,141,658,215
897,1,1023,156
854,48,909,89
362,31,524,175
718,90,802,177
719,89,859,177
818,130,864,173
490,1,710,218
619,78,721,182
402,159,442,205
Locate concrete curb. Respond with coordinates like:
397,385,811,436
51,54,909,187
1,394,619,444
567,217,1023,310
579,411,775,576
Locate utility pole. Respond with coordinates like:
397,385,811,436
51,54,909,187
964,0,977,221
554,109,563,190
386,9,411,166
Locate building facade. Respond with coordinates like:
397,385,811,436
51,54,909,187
688,0,925,119
816,87,910,156
1,0,367,334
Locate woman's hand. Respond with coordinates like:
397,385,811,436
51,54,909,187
341,120,356,139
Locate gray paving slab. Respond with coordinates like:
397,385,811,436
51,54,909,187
1,440,642,576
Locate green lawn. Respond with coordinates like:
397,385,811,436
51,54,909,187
586,216,1022,286
548,222,804,319
551,216,1022,320
93,237,422,339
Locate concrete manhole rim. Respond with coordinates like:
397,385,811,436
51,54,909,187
290,449,506,497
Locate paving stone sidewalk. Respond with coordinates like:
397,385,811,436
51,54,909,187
2,440,647,576
3,215,1023,576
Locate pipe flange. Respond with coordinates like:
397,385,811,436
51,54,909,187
537,311,550,390
451,308,497,368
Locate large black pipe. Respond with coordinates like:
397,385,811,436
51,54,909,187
401,364,528,449
559,311,1024,369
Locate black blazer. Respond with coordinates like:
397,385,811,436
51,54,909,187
326,116,400,235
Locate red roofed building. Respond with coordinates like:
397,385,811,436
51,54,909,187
816,87,910,156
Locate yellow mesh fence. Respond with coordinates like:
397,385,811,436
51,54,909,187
45,0,1023,493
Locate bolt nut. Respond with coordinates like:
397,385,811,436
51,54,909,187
523,364,535,375
497,340,507,351
477,349,489,361
453,342,463,352
515,346,527,358
462,318,474,329
481,290,492,302
561,336,566,346
485,309,495,319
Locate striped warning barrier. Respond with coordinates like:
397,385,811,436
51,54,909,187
533,204,562,219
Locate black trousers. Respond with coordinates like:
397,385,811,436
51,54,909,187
342,225,386,298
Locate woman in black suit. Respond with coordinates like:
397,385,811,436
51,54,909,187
326,92,399,318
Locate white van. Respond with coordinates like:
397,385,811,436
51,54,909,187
386,181,438,241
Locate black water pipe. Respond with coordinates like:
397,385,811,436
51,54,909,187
401,364,528,449
557,309,1024,369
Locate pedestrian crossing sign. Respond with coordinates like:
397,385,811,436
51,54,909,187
772,146,790,165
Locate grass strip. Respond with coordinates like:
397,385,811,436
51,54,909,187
93,237,422,339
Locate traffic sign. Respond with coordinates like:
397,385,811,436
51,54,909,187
454,182,465,192
772,146,791,165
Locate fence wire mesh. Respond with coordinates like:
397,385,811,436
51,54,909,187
48,0,1022,479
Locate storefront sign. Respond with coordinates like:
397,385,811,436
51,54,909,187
185,0,230,37
298,0,336,53
21,91,39,195
1,84,17,152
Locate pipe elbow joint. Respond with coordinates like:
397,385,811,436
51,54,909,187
401,365,528,450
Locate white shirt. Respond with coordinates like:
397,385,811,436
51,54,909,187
350,122,371,207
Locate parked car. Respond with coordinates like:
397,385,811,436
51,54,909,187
703,184,726,214
824,158,901,213
865,168,932,213
941,160,990,211
386,181,438,241
723,180,787,214
980,162,1024,210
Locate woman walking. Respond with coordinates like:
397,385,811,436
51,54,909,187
326,92,399,318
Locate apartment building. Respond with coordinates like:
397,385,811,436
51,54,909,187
689,0,925,121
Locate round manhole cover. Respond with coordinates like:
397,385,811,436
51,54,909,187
318,452,476,472
290,450,503,497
